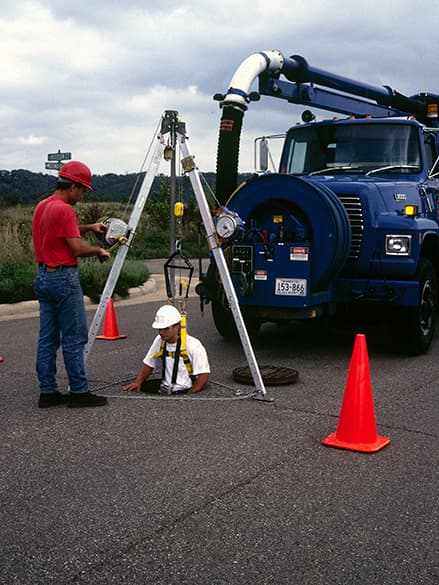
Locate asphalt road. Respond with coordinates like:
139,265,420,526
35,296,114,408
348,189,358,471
0,286,438,584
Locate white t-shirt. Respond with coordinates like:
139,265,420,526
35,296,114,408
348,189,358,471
143,334,210,393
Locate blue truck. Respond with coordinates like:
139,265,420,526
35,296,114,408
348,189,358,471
200,50,439,354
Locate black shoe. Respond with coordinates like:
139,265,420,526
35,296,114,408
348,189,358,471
38,392,69,408
68,392,108,408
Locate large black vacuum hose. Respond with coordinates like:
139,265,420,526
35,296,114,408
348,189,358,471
215,106,244,206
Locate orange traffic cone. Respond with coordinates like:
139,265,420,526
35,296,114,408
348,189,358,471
96,299,127,341
322,333,390,453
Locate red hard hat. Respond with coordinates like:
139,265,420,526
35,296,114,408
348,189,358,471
59,160,93,190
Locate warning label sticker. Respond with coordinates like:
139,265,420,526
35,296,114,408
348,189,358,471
254,270,268,281
290,247,309,261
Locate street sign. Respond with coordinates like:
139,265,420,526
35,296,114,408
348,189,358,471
47,151,71,162
45,162,62,170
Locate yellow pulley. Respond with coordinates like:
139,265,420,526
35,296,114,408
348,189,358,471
174,201,184,217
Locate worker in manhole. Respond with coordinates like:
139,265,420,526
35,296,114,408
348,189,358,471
122,305,210,396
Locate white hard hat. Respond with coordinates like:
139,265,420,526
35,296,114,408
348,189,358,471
152,305,182,329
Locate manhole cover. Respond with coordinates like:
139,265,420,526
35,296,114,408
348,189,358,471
232,365,299,385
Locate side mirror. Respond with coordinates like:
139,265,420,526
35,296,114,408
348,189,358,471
255,137,269,172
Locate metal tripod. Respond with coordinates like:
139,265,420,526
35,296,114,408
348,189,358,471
84,111,272,402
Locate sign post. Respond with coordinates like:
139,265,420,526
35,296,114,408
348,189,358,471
45,150,72,171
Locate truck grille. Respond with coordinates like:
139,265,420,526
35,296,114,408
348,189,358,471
337,194,364,260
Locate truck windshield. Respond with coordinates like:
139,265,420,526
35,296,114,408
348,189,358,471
281,122,421,175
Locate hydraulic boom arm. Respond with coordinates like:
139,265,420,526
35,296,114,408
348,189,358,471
215,49,438,122
214,49,439,203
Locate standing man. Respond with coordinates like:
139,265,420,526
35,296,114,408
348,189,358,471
33,160,111,408
122,305,209,395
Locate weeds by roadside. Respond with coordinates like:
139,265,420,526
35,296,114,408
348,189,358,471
0,201,207,303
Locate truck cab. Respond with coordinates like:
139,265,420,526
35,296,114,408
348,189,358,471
280,117,439,279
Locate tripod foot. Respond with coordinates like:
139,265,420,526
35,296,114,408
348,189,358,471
252,391,274,403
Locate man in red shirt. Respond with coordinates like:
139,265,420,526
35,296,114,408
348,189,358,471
32,161,111,408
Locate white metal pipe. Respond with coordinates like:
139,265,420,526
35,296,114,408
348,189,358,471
222,50,285,109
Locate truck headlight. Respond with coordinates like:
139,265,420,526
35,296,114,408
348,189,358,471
385,235,411,256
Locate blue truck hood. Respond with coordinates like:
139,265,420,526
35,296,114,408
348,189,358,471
309,175,422,211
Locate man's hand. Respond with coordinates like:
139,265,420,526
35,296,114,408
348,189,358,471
122,366,152,392
187,373,209,394
122,382,141,392
98,248,111,263
91,222,108,236
79,222,107,236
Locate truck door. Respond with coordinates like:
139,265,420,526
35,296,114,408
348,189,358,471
423,132,439,216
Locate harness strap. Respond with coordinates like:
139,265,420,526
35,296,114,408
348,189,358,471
171,337,181,384
148,340,166,360
147,337,193,382
161,340,166,381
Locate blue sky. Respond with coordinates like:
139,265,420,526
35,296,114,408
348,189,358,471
1,0,437,176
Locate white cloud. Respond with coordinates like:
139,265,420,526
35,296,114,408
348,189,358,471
0,2,113,90
17,135,48,146
0,0,438,176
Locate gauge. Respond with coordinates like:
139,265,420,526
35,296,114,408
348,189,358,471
216,209,243,239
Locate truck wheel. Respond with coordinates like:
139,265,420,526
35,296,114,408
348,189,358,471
212,299,261,341
391,258,437,355
212,299,238,340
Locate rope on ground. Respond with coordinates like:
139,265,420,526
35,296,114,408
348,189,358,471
89,377,257,401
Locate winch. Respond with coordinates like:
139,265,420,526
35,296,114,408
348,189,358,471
100,217,129,249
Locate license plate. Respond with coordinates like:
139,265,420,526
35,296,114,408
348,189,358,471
275,278,307,296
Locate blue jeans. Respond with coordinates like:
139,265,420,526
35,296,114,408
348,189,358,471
33,267,89,394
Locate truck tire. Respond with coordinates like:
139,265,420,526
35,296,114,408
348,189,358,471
212,299,261,341
390,258,437,355
212,299,238,340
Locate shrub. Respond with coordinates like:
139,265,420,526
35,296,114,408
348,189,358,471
0,220,33,266
79,259,150,303
75,201,109,226
0,257,149,305
0,216,37,303
0,263,37,303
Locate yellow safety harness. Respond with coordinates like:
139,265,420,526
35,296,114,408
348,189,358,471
148,319,194,385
